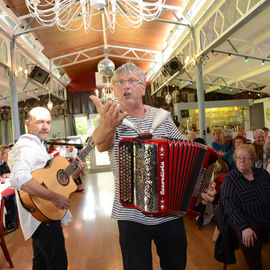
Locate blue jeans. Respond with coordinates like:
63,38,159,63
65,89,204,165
118,217,187,270
3,193,18,225
32,221,67,270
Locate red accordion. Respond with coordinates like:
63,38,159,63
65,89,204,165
119,135,218,216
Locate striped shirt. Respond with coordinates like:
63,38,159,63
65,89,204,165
221,167,270,231
109,106,184,225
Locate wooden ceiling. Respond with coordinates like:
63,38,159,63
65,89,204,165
3,0,270,106
5,0,188,78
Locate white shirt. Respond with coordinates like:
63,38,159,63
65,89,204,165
8,134,72,240
62,147,78,160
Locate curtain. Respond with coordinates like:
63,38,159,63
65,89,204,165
65,115,77,136
0,120,12,145
67,92,97,114
50,115,66,138
19,119,26,135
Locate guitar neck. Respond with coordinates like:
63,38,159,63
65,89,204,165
65,137,95,177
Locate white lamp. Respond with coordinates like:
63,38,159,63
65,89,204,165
47,92,53,110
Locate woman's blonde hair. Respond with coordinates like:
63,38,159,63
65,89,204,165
233,144,256,162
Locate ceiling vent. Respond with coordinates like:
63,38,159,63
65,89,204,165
164,57,183,76
29,66,50,85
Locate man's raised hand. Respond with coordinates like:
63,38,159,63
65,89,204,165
90,95,127,130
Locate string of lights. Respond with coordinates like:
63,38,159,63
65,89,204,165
211,49,270,66
0,88,40,102
175,78,263,96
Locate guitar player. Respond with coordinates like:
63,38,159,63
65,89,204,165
8,107,85,270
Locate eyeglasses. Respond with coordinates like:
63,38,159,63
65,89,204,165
113,79,142,87
236,156,252,161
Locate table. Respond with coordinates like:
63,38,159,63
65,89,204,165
0,178,14,198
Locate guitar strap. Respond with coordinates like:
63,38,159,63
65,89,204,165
45,158,53,167
17,190,36,213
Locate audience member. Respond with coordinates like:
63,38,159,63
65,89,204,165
47,139,62,157
252,129,265,168
187,131,197,141
0,146,18,233
223,129,233,152
62,142,84,192
262,127,269,142
0,145,5,164
193,137,206,145
237,129,252,144
263,139,270,173
222,144,270,270
62,141,78,162
211,129,226,154
173,119,181,130
222,135,247,171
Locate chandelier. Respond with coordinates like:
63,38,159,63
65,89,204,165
25,0,166,33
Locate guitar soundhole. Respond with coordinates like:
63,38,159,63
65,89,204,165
57,170,69,186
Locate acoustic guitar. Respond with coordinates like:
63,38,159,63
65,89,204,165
19,138,95,223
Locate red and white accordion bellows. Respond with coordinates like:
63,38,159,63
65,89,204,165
119,136,218,216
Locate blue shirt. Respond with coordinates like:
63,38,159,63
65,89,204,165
222,148,235,171
212,141,226,152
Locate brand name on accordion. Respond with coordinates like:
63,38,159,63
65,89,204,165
160,161,165,195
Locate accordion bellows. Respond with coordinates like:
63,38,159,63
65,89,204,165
119,137,218,216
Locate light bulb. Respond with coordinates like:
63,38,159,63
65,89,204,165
47,100,53,110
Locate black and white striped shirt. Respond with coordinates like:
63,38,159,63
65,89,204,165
221,167,270,230
108,106,184,225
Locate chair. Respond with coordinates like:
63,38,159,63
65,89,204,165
0,199,14,268
214,200,270,270
214,173,227,194
221,233,270,270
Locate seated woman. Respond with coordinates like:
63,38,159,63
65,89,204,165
211,129,226,155
222,135,247,171
221,144,270,270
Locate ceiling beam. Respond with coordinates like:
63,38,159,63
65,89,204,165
51,44,162,70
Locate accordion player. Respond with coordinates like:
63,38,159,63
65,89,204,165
119,134,218,216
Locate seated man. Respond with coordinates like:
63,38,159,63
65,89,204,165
62,141,78,163
223,129,233,152
0,146,18,233
61,142,84,192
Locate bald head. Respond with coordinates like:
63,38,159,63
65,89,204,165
26,107,51,141
28,107,50,121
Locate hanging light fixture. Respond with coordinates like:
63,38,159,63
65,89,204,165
24,0,167,33
165,86,172,105
97,57,115,103
47,92,53,110
101,84,115,103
